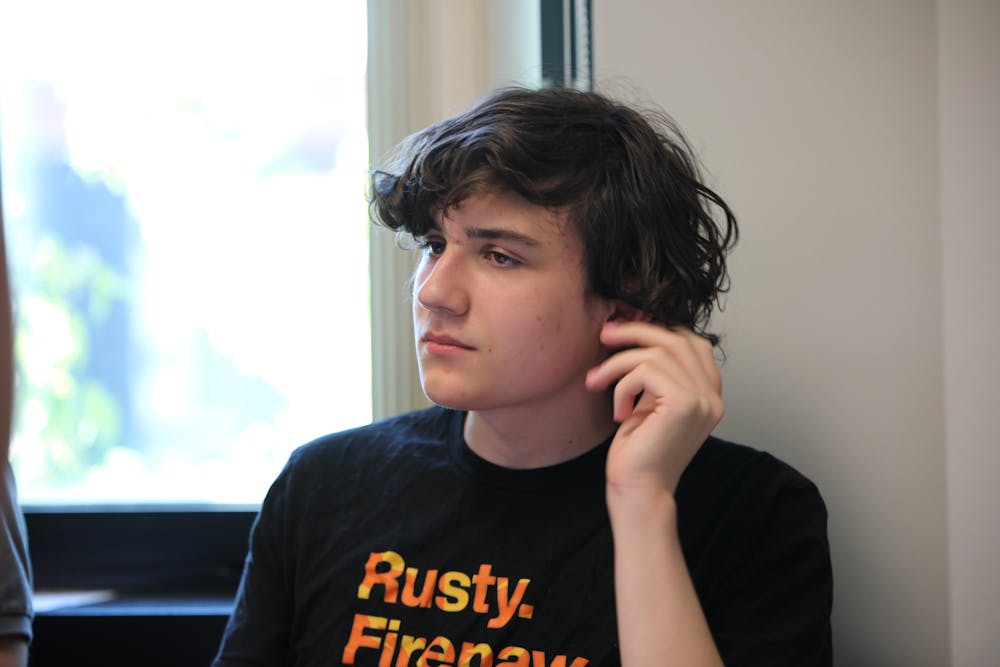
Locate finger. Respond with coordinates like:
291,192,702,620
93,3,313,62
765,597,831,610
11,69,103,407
676,329,723,396
609,361,722,426
622,382,725,430
585,346,697,395
598,320,677,349
609,362,680,423
599,322,720,396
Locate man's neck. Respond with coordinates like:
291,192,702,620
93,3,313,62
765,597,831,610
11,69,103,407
463,394,616,469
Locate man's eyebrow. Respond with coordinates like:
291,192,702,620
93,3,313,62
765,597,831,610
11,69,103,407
464,227,541,246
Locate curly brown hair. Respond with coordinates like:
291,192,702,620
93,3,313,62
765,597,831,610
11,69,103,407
370,87,738,344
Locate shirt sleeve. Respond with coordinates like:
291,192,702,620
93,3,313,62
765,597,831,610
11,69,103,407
0,462,33,643
212,463,295,667
703,463,833,666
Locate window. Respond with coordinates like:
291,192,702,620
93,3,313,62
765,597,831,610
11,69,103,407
2,0,593,509
1,0,371,506
541,0,592,89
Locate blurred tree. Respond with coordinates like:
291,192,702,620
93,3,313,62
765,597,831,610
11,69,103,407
13,234,126,487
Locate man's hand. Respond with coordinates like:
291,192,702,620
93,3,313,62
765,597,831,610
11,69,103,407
585,320,725,666
585,321,724,499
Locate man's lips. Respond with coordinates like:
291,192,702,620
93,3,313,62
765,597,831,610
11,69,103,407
421,332,476,352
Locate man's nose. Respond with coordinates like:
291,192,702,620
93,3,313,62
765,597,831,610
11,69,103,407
413,251,470,316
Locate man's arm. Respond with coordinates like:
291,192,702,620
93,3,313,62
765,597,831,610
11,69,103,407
0,637,27,667
586,321,725,666
0,177,31,667
212,464,295,667
0,462,32,659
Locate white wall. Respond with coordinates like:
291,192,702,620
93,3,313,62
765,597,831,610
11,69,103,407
939,2,1000,665
594,0,997,664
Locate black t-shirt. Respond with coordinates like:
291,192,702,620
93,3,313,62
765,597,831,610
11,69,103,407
213,407,832,666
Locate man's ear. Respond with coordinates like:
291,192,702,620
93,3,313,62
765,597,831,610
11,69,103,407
607,300,653,323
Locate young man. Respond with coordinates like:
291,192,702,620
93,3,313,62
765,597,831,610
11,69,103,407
214,88,832,666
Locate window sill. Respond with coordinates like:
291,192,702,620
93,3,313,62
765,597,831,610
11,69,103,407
32,590,233,667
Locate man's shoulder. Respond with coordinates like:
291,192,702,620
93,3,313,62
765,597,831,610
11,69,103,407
260,407,458,506
685,435,819,494
678,435,826,526
677,435,830,604
286,406,456,469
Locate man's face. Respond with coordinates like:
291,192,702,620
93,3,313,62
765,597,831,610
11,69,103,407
412,190,614,414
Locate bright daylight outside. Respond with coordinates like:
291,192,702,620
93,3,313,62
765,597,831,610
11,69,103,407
0,1,372,504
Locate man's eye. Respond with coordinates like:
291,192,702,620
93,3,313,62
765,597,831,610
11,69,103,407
418,238,445,255
486,251,519,267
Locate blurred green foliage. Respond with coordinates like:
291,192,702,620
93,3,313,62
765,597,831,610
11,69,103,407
13,234,127,487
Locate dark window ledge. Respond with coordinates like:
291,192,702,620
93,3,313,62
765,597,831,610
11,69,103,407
25,508,253,666
32,591,234,667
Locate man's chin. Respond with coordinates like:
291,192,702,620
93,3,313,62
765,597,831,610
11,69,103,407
421,384,479,412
